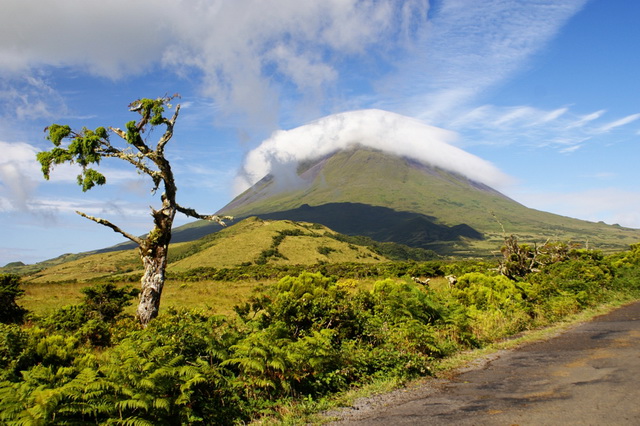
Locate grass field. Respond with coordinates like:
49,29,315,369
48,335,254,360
20,275,393,317
20,279,264,317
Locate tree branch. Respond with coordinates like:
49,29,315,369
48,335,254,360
101,151,163,191
109,126,128,141
76,210,144,246
176,204,233,225
109,125,151,154
157,104,180,155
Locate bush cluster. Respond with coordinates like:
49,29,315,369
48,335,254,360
166,260,449,282
0,273,463,424
1,241,639,424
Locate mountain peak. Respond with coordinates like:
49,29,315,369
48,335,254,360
219,147,640,256
223,147,510,217
235,109,511,194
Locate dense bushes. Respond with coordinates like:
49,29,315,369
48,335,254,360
231,272,455,399
1,242,639,424
0,273,462,424
167,260,449,282
0,311,242,425
37,282,139,347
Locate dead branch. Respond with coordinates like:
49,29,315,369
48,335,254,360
176,204,233,225
76,210,143,246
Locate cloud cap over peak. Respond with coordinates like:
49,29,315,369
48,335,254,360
237,109,512,193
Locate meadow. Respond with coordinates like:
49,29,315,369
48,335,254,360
21,279,268,317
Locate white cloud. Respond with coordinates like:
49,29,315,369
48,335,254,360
595,113,640,133
0,139,152,214
565,110,606,129
1,0,424,128
0,74,69,123
445,103,639,154
162,0,422,126
237,109,512,194
31,196,149,219
0,141,40,211
0,0,171,78
558,145,582,154
539,108,569,124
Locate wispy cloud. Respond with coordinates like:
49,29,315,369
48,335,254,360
0,74,69,123
444,103,639,154
0,0,425,130
595,113,640,133
31,196,149,219
565,110,606,129
380,0,589,120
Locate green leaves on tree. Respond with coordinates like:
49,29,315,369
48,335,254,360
45,124,72,146
76,168,106,192
39,125,108,191
125,120,141,145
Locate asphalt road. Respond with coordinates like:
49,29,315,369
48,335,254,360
330,301,640,425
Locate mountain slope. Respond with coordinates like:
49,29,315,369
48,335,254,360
24,218,390,283
216,148,640,256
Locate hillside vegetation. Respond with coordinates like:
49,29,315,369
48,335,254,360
2,238,640,424
14,148,638,277
17,218,399,284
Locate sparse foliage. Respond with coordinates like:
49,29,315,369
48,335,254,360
37,96,232,325
497,235,579,279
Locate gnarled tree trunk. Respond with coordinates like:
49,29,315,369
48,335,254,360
137,243,169,325
136,202,175,326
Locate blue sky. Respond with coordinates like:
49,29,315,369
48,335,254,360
1,0,639,266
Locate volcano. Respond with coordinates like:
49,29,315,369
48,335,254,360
199,147,640,256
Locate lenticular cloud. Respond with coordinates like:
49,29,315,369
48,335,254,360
236,109,512,194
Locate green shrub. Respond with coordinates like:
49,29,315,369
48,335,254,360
0,274,28,324
39,283,139,347
81,282,139,322
371,279,442,325
527,257,613,307
0,323,29,381
0,309,244,425
99,317,240,425
317,245,336,256
241,272,364,341
453,272,528,311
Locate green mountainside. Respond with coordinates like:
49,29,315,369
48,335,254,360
20,218,391,283
1,253,89,275
216,148,640,256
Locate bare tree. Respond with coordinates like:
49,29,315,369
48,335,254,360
37,95,231,326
